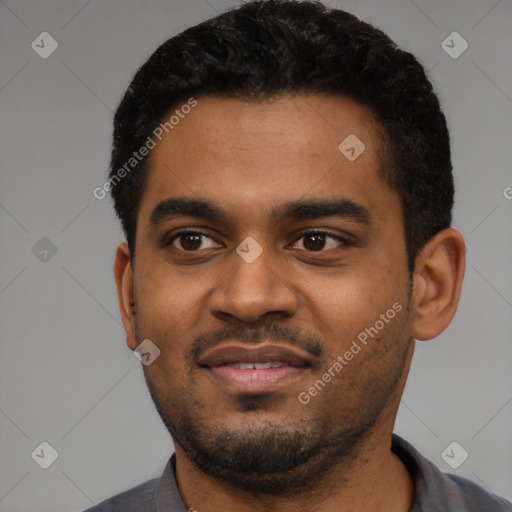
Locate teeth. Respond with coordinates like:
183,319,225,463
254,362,271,369
232,362,284,369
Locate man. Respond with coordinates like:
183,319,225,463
86,1,511,510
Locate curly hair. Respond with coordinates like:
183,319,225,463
109,0,453,271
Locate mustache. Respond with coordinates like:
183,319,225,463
186,323,325,364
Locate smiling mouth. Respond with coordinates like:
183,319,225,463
225,361,289,369
198,342,313,393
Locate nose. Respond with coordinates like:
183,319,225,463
209,241,298,324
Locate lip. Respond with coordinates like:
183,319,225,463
198,342,314,393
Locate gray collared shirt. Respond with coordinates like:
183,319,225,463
83,434,512,512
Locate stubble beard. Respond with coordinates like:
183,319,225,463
135,299,412,495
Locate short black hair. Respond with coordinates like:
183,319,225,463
109,0,453,271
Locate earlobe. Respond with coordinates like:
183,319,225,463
113,242,138,351
412,228,466,341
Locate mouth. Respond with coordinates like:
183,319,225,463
198,342,314,393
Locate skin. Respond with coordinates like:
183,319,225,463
114,93,465,512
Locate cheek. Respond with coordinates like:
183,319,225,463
136,262,208,325
144,349,189,399
134,271,209,380
308,266,403,330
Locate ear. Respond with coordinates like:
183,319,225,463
412,228,466,341
114,242,138,351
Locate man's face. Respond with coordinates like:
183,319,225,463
130,94,414,491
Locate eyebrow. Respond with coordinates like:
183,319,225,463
149,196,372,227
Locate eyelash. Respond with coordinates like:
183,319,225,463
166,229,351,253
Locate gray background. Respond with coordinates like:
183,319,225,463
0,0,511,510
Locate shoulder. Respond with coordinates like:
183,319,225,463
443,473,512,512
442,472,512,511
392,435,512,512
82,477,159,512
81,456,185,512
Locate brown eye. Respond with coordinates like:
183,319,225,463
168,231,219,251
292,232,348,252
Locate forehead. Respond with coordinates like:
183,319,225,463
137,93,397,230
